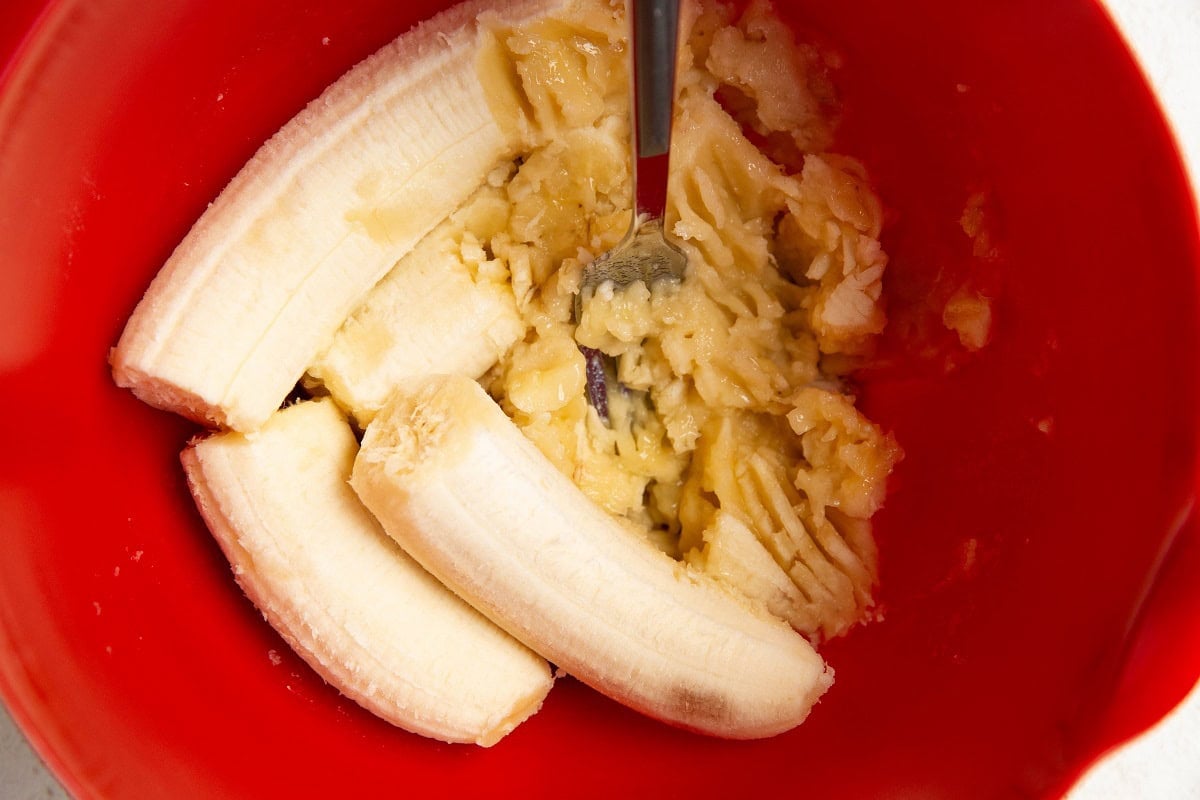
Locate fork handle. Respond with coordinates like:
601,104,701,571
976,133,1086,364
631,0,679,220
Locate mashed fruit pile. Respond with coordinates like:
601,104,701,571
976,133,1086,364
307,0,900,642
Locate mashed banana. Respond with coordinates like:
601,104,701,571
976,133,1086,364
311,0,899,642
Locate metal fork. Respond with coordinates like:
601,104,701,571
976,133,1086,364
576,0,685,424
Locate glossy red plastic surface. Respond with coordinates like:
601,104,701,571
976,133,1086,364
1,0,1198,797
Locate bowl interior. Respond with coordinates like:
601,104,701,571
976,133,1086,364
1,0,1198,797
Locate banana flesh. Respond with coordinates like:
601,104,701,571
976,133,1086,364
111,0,567,432
182,398,553,745
350,374,834,740
678,406,887,642
690,510,829,635
307,200,525,428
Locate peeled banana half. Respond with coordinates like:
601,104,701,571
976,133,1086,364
351,375,834,740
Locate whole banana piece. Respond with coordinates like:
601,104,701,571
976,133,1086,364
111,0,565,432
351,375,834,739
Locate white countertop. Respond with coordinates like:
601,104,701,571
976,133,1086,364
2,0,1198,797
0,701,69,799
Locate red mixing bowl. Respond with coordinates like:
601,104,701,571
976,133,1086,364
2,0,1198,797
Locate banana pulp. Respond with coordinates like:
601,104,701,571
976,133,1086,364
113,0,903,744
